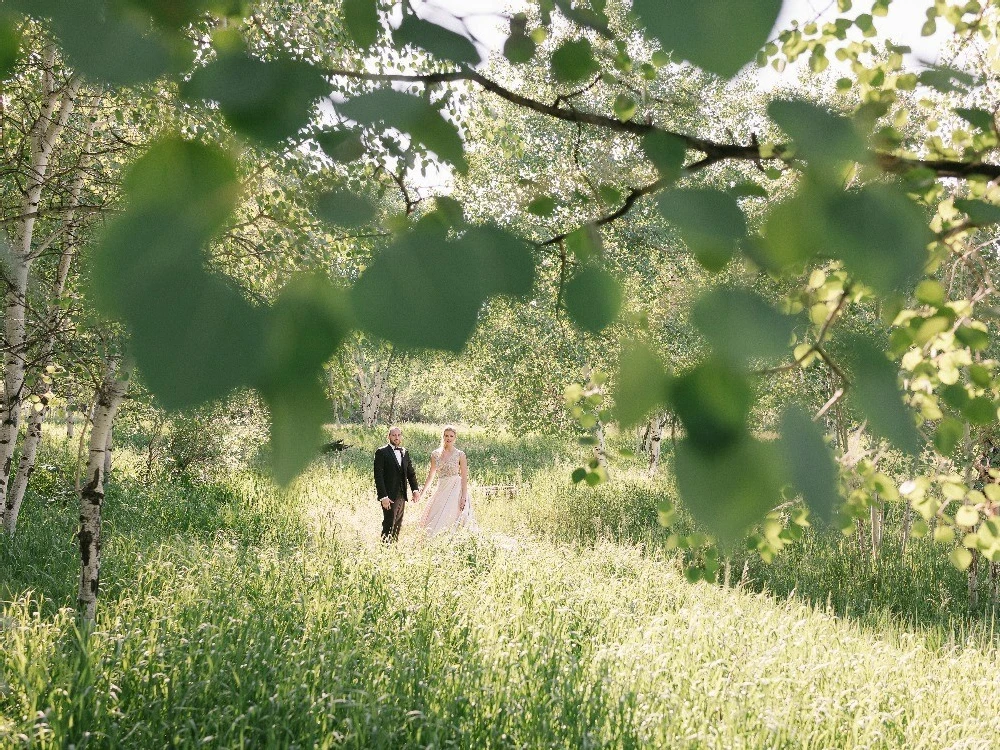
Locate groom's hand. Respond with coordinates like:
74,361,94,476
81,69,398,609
412,490,421,503
380,497,391,510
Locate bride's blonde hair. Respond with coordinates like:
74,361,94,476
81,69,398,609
439,425,457,450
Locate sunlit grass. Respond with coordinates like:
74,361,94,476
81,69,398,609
2,425,1000,747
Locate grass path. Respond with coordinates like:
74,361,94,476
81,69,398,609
2,426,1000,747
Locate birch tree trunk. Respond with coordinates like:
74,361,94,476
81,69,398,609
968,548,980,609
4,98,100,536
869,497,883,559
593,421,608,476
78,358,128,623
0,59,79,527
353,348,390,428
647,412,669,477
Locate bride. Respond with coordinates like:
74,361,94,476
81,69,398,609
416,426,478,536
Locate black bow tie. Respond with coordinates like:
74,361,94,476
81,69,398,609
393,447,403,452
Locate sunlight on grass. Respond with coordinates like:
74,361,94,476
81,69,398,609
2,426,1000,747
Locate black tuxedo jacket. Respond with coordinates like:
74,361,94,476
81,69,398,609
374,444,418,502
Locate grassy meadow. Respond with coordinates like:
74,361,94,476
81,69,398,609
2,424,1000,748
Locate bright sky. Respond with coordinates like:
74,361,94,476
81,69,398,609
418,0,952,77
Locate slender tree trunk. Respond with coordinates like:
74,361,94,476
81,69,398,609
593,421,608,476
648,413,669,477
4,403,45,535
354,351,387,428
968,548,980,610
870,497,883,559
78,358,128,623
990,561,999,606
900,499,912,556
0,64,79,527
3,98,100,536
66,403,75,439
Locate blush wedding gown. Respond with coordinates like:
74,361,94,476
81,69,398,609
417,448,478,536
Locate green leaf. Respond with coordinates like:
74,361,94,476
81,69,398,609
16,0,191,84
844,334,921,454
350,221,531,351
261,275,352,385
564,265,622,333
824,185,931,296
123,0,243,28
340,90,467,172
551,38,598,83
658,189,747,272
553,0,611,36
642,130,687,180
88,140,262,410
915,279,945,306
632,0,783,78
692,287,797,366
613,340,670,427
565,224,602,261
917,65,975,93
950,546,973,571
571,467,587,483
954,199,1000,226
458,225,535,299
395,15,481,65
778,406,840,523
315,129,366,163
258,275,351,484
263,375,328,485
731,181,768,198
343,0,379,48
669,358,753,453
350,223,479,351
181,51,329,145
675,435,784,545
970,364,993,388
955,325,989,351
503,32,536,64
0,15,22,79
768,99,869,169
939,385,969,411
527,196,557,217
954,107,994,132
315,190,376,228
613,93,637,122
122,266,264,410
758,186,825,271
963,396,997,426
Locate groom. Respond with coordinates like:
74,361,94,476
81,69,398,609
374,426,420,542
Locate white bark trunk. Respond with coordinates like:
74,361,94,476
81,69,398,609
0,67,80,527
354,351,386,428
647,413,669,477
3,98,99,536
593,421,608,475
4,402,45,536
78,358,128,622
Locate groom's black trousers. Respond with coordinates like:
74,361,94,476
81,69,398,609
381,494,406,542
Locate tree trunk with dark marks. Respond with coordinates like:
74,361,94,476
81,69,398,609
0,63,80,528
647,412,669,477
77,358,128,622
3,97,101,537
4,402,45,536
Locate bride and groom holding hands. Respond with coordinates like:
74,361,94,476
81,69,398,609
374,425,477,542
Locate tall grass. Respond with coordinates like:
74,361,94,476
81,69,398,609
2,424,999,747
